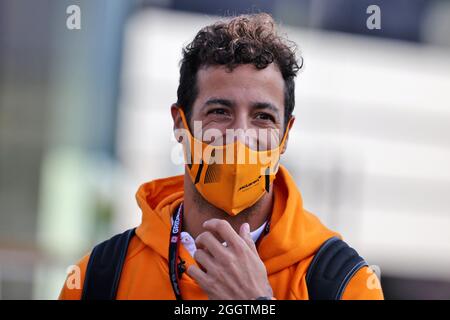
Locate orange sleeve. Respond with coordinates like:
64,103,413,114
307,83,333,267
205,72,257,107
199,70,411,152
58,253,90,300
341,266,384,300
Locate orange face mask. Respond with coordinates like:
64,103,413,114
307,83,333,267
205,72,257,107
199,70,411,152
178,108,291,216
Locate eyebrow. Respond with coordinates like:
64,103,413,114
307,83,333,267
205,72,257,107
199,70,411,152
251,102,280,115
203,98,281,115
203,98,235,108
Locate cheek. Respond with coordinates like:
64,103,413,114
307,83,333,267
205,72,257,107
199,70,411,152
255,128,283,151
193,120,229,144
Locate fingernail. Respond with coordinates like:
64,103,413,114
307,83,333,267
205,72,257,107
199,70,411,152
244,223,250,233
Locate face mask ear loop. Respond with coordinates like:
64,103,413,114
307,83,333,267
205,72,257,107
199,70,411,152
278,117,293,151
179,107,214,147
178,107,200,170
178,107,193,136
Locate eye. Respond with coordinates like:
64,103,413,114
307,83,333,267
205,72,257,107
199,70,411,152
255,112,275,122
207,108,229,116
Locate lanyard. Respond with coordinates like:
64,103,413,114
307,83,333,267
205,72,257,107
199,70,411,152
168,202,272,300
169,202,185,300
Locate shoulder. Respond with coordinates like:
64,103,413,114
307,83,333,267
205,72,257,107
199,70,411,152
58,253,90,300
58,231,145,300
305,237,384,300
341,265,384,300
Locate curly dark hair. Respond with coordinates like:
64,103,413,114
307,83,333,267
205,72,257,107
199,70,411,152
176,13,302,128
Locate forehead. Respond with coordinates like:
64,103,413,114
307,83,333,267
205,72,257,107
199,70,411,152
195,63,285,108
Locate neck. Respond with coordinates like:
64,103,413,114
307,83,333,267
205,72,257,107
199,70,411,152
182,173,273,239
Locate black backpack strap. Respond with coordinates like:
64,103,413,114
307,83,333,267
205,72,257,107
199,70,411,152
81,228,136,300
306,236,368,300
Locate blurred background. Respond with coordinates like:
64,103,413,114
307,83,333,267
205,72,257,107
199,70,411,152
1,0,449,299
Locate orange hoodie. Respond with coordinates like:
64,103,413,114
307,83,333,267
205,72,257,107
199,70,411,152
59,165,383,300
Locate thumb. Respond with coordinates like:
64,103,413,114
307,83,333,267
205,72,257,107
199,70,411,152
239,223,257,254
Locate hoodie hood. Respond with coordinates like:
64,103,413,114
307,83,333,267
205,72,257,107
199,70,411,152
135,165,339,276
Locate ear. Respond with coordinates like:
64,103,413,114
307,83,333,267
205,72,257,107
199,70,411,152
171,104,184,142
281,116,295,155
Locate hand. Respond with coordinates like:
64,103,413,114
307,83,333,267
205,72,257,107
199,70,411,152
186,219,273,300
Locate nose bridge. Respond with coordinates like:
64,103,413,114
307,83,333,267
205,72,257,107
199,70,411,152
232,110,253,145
234,109,249,131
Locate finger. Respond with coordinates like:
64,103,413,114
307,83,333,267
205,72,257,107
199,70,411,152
203,219,245,249
239,223,258,254
187,264,209,286
195,231,229,259
193,248,216,273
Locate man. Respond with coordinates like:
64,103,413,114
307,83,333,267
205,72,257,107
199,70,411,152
59,13,383,300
